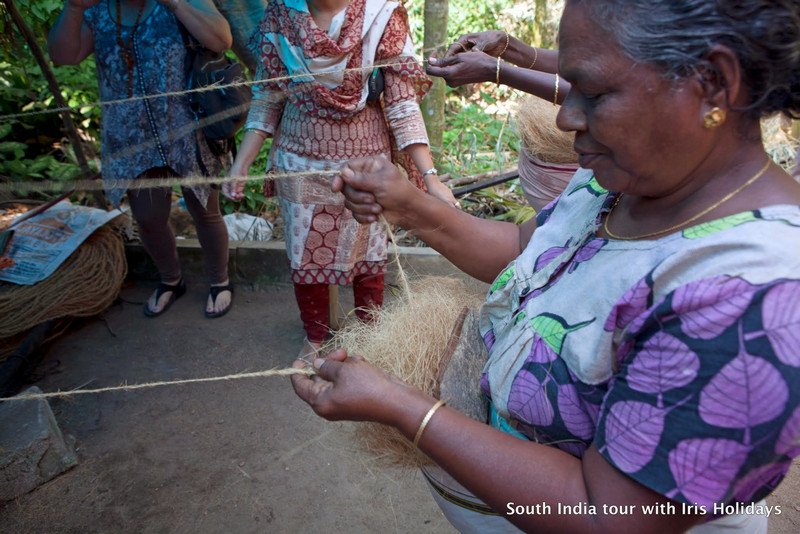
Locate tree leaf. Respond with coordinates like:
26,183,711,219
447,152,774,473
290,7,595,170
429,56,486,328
699,353,788,433
776,405,800,457
763,281,800,367
733,461,790,502
508,370,553,427
682,212,758,239
603,400,665,473
669,438,750,506
628,331,699,395
673,276,757,340
557,383,595,439
604,275,652,331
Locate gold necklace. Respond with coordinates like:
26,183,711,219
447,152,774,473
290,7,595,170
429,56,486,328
603,158,771,241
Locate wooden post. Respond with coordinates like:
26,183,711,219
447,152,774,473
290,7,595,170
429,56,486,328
4,0,103,206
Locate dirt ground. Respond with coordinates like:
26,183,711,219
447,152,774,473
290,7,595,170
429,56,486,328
1,276,799,533
0,280,456,534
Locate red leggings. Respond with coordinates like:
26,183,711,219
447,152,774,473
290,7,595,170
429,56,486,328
294,273,385,343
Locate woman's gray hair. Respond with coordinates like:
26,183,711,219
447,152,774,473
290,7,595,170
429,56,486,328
569,0,800,119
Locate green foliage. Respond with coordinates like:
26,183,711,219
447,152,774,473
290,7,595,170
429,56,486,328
0,0,101,200
0,0,553,222
405,0,562,51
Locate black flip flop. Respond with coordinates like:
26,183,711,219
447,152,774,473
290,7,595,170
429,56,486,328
143,278,187,318
205,283,233,319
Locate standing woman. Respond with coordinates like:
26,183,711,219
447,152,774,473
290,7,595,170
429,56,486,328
224,0,458,358
48,0,235,318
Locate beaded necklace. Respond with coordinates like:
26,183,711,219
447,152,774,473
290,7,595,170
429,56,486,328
114,0,146,98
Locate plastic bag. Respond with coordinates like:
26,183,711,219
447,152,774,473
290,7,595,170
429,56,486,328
223,213,273,241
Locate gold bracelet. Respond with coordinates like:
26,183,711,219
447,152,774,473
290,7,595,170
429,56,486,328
496,56,502,86
498,31,510,59
413,399,446,448
528,47,539,70
553,73,560,105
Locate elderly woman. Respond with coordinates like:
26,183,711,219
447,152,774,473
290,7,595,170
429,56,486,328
291,1,800,533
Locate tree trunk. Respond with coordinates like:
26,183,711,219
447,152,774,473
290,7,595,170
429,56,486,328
3,0,102,205
421,0,448,167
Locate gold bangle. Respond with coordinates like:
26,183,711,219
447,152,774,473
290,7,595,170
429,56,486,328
496,56,502,86
498,32,510,59
413,399,446,448
528,47,539,70
553,73,560,105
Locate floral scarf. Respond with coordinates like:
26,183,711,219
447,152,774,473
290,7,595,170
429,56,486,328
252,0,430,121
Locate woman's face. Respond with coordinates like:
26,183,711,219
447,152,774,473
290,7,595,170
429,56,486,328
556,2,712,197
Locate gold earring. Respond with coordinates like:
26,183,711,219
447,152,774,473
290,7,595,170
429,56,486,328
703,107,726,129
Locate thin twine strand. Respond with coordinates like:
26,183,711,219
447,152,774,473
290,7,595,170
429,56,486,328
0,54,457,193
0,46,454,122
0,169,340,194
0,367,315,402
2,221,413,404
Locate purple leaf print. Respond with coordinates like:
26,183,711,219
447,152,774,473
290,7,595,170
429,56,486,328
558,383,595,440
699,353,788,440
673,276,757,340
628,332,699,400
483,329,495,352
604,276,652,331
508,370,554,427
776,405,800,457
763,281,800,367
480,372,491,398
668,438,750,507
603,401,665,473
556,440,588,459
534,241,571,272
528,335,557,364
568,238,605,273
733,461,790,502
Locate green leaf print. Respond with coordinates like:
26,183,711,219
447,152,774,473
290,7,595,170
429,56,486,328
491,266,516,294
529,313,596,354
682,212,758,239
569,175,607,197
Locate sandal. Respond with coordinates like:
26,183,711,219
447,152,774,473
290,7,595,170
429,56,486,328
205,283,233,319
143,278,186,318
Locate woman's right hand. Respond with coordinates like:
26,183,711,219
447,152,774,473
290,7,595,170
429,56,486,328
444,30,509,59
290,349,417,425
334,155,419,225
222,164,247,200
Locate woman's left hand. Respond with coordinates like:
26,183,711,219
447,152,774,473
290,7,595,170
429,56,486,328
426,51,498,87
290,349,412,424
425,180,460,209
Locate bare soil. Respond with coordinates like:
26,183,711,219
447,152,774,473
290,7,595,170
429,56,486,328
0,280,455,534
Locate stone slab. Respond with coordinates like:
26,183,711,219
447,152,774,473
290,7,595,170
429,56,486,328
0,386,78,502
